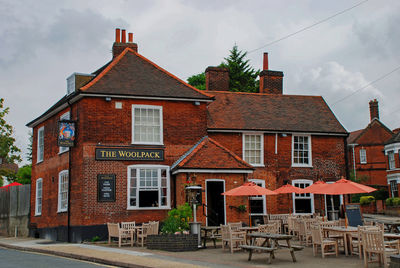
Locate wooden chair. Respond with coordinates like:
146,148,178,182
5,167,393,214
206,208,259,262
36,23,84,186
228,222,242,231
310,225,338,258
299,219,316,246
288,216,300,238
262,215,269,224
107,222,133,247
319,221,344,250
121,221,136,244
267,220,282,234
258,223,279,234
361,228,398,267
136,223,150,247
221,224,246,253
351,225,380,259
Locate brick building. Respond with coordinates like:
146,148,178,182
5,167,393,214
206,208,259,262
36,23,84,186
347,100,394,189
384,131,400,197
27,29,348,242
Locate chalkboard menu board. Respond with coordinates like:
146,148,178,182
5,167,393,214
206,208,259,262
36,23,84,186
97,174,116,202
345,204,363,227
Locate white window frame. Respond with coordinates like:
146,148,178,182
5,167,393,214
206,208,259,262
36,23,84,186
57,170,69,213
389,151,396,170
37,126,44,163
390,180,398,197
292,179,314,215
35,178,43,216
249,179,266,216
292,134,312,167
59,111,70,154
242,133,264,167
132,105,163,145
127,165,170,210
360,148,367,164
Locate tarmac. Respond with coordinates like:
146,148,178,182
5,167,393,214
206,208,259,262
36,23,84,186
0,236,382,268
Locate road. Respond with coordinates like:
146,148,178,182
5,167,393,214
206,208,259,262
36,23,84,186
0,247,114,268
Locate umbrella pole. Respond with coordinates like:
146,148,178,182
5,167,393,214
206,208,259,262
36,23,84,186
248,197,251,227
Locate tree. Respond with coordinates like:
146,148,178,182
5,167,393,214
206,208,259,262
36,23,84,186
0,98,21,185
187,45,259,93
15,164,31,184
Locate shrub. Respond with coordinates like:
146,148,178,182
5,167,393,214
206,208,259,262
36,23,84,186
161,203,192,234
91,236,100,242
393,198,400,206
386,198,394,206
351,187,389,203
360,196,375,205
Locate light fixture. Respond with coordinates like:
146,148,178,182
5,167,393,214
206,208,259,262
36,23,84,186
194,101,200,106
105,97,112,102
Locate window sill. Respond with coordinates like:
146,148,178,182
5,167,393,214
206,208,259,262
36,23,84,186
127,206,171,210
36,160,43,164
250,164,265,168
34,213,41,217
58,150,69,155
292,164,313,168
57,210,68,213
131,142,164,146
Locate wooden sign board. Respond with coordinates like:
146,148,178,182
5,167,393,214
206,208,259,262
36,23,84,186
97,174,116,202
345,204,363,227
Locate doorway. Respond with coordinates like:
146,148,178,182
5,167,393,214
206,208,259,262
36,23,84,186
206,180,226,226
325,195,341,220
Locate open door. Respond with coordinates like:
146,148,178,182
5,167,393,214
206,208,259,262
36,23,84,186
206,180,225,226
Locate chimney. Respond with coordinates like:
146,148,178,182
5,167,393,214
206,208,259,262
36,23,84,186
259,52,284,94
369,99,379,121
205,67,229,91
112,28,138,58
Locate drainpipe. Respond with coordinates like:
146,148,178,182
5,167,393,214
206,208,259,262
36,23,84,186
351,144,356,179
66,100,73,243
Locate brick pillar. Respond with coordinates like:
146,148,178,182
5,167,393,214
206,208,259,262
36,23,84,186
205,67,229,91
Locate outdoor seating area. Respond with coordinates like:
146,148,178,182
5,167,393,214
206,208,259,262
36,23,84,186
107,221,159,247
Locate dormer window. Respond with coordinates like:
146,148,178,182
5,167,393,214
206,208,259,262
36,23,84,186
67,74,75,95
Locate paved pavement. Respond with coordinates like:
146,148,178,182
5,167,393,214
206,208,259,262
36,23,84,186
0,236,384,267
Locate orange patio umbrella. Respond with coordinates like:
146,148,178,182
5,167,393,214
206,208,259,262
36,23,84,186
0,182,23,190
222,182,277,226
274,184,303,214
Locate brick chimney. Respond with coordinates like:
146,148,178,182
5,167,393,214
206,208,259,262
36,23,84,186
205,67,229,91
369,99,379,121
259,52,284,94
112,28,138,58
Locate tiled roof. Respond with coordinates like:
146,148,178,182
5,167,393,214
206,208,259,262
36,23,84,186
386,132,400,145
206,91,348,134
347,129,363,144
81,48,213,100
171,136,253,170
348,119,393,145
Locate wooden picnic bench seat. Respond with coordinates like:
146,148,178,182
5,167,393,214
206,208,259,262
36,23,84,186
240,245,277,264
276,243,304,251
201,232,221,248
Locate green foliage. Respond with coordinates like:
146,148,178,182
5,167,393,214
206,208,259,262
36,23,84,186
14,165,31,184
360,196,375,205
386,197,400,206
349,170,369,183
237,204,247,212
187,45,259,93
351,186,388,203
386,198,394,206
161,203,192,234
187,73,206,91
91,236,100,242
220,45,259,93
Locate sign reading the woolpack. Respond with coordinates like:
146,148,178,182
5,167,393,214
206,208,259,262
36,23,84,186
95,148,164,161
97,174,116,202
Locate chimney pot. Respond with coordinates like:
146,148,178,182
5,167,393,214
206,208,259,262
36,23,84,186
121,29,126,43
115,28,121,43
263,52,269,70
128,33,133,43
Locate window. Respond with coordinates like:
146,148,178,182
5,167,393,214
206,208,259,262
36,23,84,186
59,112,70,154
292,135,312,167
37,126,44,163
58,170,69,212
389,151,396,170
292,180,314,214
243,134,263,166
127,165,170,209
132,105,163,145
35,178,43,216
360,149,367,164
249,179,266,225
390,180,398,197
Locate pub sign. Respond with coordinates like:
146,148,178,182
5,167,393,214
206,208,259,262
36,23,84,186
95,148,164,161
97,174,116,202
58,120,76,147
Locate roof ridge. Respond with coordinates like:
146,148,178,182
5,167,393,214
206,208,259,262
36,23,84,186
207,137,253,168
205,90,322,98
353,118,393,143
171,136,208,170
80,48,133,91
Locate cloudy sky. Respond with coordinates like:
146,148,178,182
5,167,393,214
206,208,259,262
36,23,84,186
1,0,399,164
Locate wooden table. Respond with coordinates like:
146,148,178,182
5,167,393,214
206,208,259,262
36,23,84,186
323,226,358,256
201,226,221,248
242,232,301,264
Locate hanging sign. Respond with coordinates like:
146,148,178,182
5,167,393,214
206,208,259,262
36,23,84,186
58,120,76,147
97,174,116,202
95,148,164,161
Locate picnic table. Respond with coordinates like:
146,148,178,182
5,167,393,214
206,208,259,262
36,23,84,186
201,226,221,248
364,214,400,233
323,226,358,256
240,232,303,264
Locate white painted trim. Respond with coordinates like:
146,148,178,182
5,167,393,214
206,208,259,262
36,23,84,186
275,133,278,155
292,179,314,215
205,179,226,226
387,173,400,183
249,179,267,216
35,178,43,216
131,104,164,146
207,129,348,137
385,143,400,154
57,170,69,213
242,133,264,167
172,169,253,175
127,165,171,210
360,148,367,164
37,126,44,163
291,134,313,167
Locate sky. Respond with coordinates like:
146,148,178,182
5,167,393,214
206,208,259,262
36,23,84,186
0,0,399,164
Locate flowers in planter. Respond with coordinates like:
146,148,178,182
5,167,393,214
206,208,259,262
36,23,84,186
360,196,375,205
161,203,192,234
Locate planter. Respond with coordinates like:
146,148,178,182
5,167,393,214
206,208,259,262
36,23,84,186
147,234,198,252
360,202,377,214
385,206,400,217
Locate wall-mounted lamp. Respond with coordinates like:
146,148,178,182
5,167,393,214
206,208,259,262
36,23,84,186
281,133,287,137
194,101,200,106
105,97,112,102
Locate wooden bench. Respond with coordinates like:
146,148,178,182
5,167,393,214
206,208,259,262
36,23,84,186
276,243,304,251
240,245,277,264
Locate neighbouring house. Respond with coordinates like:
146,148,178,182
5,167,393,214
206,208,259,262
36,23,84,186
384,130,400,197
27,28,348,242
